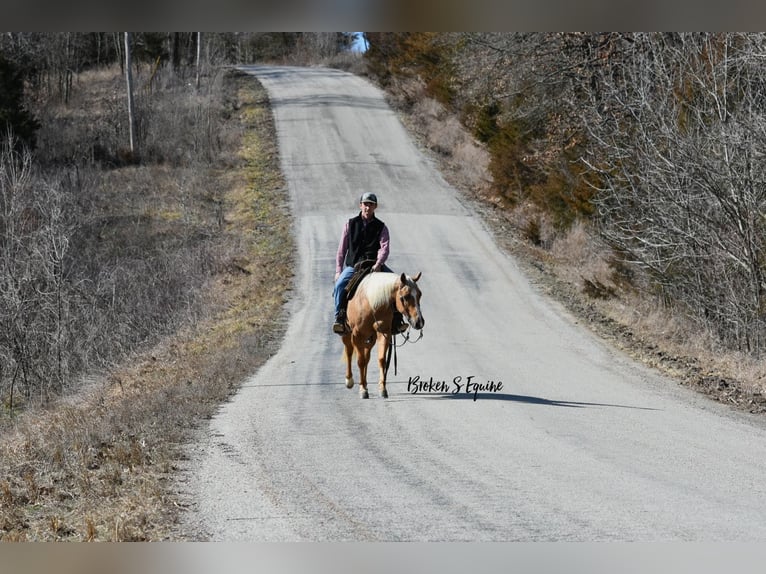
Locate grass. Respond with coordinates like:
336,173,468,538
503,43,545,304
0,69,293,541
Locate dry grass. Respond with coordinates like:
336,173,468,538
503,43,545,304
0,70,293,540
393,82,491,196
545,220,766,404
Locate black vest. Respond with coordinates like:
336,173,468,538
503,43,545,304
344,214,385,268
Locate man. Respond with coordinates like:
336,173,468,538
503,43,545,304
332,192,392,334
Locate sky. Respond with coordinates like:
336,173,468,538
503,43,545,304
350,32,367,52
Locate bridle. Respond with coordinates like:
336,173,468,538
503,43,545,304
383,284,424,376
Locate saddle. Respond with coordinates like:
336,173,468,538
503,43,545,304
344,259,376,301
343,259,407,337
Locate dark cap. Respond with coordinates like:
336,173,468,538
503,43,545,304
360,192,378,205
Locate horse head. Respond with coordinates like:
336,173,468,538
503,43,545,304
396,272,425,330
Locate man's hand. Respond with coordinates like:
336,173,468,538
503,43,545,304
372,264,381,272
334,271,340,281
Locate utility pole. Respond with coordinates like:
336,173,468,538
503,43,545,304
195,32,201,90
124,32,136,155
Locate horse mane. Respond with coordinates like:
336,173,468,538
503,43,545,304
361,272,400,311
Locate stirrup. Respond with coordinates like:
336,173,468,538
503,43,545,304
333,322,346,334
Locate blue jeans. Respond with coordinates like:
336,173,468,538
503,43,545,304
333,264,392,318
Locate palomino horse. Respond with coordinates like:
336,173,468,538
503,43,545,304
342,271,424,398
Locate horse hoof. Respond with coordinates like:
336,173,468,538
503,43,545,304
381,389,388,399
345,377,354,389
361,389,369,399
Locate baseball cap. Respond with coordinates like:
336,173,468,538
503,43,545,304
360,192,378,205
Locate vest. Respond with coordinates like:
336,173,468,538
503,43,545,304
344,214,385,268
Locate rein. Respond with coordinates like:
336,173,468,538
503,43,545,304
382,303,424,378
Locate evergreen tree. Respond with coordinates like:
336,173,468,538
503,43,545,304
0,52,40,150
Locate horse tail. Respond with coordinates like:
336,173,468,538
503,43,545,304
341,345,357,362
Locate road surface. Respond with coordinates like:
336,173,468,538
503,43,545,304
179,65,766,541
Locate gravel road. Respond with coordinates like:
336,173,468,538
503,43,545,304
179,65,766,541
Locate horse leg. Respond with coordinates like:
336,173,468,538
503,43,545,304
342,333,354,389
357,343,370,399
377,332,390,398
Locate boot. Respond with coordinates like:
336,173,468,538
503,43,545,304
333,310,347,334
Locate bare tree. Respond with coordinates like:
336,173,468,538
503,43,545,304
0,133,75,410
582,33,766,351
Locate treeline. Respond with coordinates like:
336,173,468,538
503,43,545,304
0,32,355,103
0,33,355,153
364,32,766,354
0,32,355,416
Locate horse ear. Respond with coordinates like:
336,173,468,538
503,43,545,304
413,271,421,282
400,272,407,285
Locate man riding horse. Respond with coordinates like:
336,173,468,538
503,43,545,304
332,192,407,335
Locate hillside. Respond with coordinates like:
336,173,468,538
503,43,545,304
0,67,293,541
3,32,766,540
360,33,766,413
